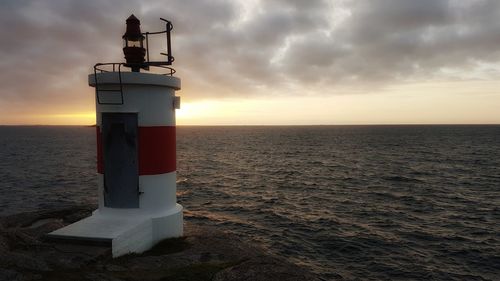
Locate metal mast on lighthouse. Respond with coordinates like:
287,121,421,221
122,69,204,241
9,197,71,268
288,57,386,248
48,15,183,257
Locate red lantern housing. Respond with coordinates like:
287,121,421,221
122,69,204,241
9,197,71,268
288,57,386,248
123,14,146,71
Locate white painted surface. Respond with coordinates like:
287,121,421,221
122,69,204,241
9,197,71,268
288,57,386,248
89,72,180,126
48,215,144,240
112,219,153,257
140,173,178,212
151,204,183,244
93,86,176,127
96,172,177,215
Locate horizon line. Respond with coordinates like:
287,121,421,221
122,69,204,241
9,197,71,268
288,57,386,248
1,123,499,127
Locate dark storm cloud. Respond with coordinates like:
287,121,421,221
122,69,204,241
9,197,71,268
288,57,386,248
1,0,500,112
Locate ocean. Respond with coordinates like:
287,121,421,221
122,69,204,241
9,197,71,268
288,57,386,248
0,125,499,280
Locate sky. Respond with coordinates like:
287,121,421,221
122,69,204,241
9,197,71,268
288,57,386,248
1,0,500,125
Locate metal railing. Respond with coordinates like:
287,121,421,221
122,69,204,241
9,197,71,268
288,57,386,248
92,63,176,105
94,63,176,76
93,63,124,105
143,18,175,66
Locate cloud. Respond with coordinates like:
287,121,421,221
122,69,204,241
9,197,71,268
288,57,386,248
1,0,500,117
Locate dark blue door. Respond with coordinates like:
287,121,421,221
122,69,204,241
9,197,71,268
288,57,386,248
102,113,139,208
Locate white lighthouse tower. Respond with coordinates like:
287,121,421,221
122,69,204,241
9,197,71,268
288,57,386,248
48,15,183,257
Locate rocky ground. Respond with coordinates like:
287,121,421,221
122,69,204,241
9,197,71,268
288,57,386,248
0,206,321,281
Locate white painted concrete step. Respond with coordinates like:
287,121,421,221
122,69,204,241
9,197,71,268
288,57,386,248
47,205,183,257
47,215,146,243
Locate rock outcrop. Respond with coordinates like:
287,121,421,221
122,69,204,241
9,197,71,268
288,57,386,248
0,207,320,281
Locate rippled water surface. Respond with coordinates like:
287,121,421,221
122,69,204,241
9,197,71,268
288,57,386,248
1,125,499,280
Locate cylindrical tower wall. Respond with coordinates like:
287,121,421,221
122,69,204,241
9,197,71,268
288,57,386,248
89,72,181,215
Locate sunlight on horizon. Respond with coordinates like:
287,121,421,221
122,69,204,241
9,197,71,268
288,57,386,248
1,80,499,126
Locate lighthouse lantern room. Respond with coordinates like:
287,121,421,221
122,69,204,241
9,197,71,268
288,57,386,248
48,15,183,257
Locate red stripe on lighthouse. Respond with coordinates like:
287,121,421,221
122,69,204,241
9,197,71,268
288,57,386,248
96,126,176,175
138,126,176,175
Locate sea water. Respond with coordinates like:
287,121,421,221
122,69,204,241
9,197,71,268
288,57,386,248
0,125,499,280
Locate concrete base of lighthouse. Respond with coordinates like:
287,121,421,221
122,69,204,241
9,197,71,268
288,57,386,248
47,204,183,257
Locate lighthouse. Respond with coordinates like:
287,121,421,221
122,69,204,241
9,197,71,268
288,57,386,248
48,15,183,257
